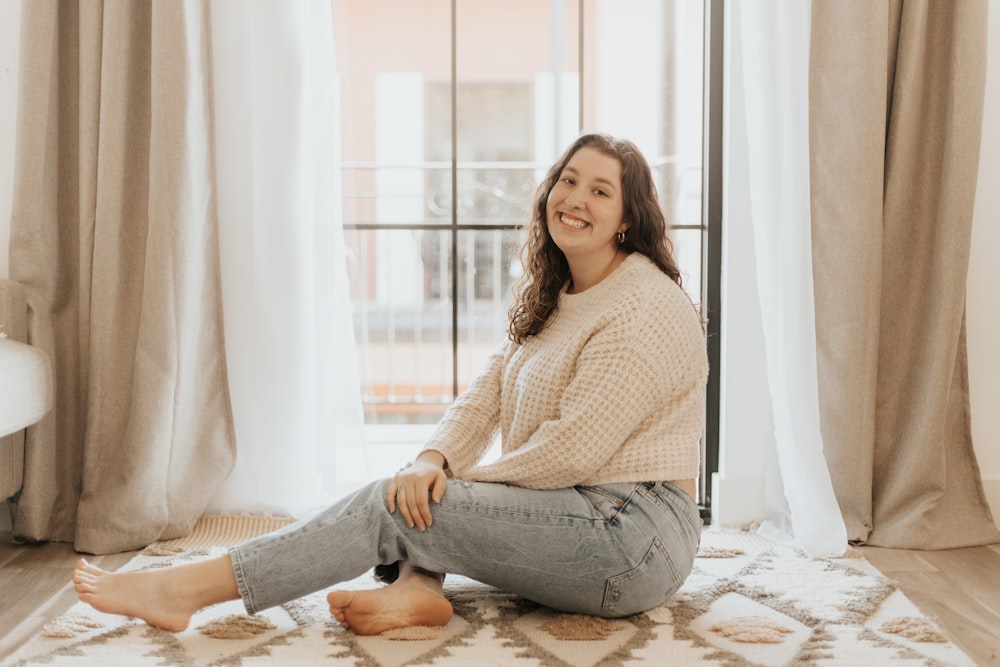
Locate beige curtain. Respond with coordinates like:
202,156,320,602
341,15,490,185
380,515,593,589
810,0,999,548
8,1,235,554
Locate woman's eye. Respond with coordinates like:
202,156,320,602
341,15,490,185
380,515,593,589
595,189,607,197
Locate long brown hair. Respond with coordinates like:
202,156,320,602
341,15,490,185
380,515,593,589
507,133,683,344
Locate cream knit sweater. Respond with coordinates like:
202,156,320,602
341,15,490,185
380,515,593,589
421,253,708,489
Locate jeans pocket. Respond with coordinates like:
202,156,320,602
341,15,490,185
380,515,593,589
601,536,681,617
577,484,639,525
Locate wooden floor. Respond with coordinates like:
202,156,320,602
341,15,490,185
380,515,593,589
0,532,139,662
860,542,1000,666
1,532,999,665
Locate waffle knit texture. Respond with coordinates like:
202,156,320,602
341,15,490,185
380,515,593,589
422,253,708,488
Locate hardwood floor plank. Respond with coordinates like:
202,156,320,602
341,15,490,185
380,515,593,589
915,546,1000,618
0,534,138,662
884,570,1000,667
860,545,939,573
0,583,77,661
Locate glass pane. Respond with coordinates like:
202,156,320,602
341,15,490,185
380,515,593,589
456,0,581,167
345,227,454,425
455,229,522,385
670,227,703,307
333,0,451,229
345,227,522,426
585,0,705,285
426,83,537,228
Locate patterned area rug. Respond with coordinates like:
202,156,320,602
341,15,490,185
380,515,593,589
2,516,976,666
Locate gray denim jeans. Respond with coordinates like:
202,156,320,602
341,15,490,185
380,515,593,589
229,477,701,618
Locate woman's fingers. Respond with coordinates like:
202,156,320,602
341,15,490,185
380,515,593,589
397,484,426,530
430,470,448,503
390,464,448,531
413,488,434,529
396,484,414,527
386,477,398,513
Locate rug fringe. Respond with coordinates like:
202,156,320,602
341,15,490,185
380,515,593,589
145,514,295,553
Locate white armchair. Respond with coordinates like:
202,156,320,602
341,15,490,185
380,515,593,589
0,279,53,506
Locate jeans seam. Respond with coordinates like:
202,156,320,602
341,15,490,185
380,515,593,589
228,548,258,615
635,485,699,562
578,484,629,504
660,489,702,534
601,535,679,616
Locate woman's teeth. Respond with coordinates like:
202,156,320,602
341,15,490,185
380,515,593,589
560,214,587,229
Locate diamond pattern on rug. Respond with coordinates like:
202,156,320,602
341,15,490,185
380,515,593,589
863,589,971,665
689,592,813,666
2,527,978,667
512,608,639,664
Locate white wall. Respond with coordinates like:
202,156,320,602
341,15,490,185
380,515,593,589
0,0,997,526
0,0,20,280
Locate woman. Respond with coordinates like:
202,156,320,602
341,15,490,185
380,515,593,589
72,133,708,635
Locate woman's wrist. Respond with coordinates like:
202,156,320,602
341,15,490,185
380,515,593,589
416,449,448,470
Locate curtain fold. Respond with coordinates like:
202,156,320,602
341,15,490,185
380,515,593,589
205,0,365,516
736,1,847,557
9,0,235,554
810,0,999,548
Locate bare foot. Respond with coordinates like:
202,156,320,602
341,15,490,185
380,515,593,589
326,576,453,635
72,556,238,632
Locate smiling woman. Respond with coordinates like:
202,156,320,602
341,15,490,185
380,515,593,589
71,133,708,637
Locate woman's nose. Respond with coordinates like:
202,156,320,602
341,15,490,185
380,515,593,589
565,188,585,208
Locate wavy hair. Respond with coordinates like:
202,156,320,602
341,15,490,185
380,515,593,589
507,133,684,344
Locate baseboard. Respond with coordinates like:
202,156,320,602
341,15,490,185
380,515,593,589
710,473,765,528
983,478,1000,530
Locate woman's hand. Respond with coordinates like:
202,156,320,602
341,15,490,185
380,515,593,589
387,450,448,531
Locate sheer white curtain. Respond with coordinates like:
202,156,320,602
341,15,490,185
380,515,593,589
207,0,365,516
737,1,846,556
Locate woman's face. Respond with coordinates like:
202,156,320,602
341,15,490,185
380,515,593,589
545,146,628,266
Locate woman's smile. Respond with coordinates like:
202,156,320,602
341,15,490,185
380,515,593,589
557,212,589,230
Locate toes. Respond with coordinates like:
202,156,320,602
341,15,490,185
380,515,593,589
73,571,97,585
326,591,352,607
328,608,349,628
75,559,106,576
74,580,96,594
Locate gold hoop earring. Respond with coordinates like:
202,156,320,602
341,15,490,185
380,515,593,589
616,230,626,244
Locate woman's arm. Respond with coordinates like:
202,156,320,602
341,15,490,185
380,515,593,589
416,340,510,473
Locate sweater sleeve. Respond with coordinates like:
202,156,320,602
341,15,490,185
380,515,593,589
418,340,509,472
459,318,694,489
